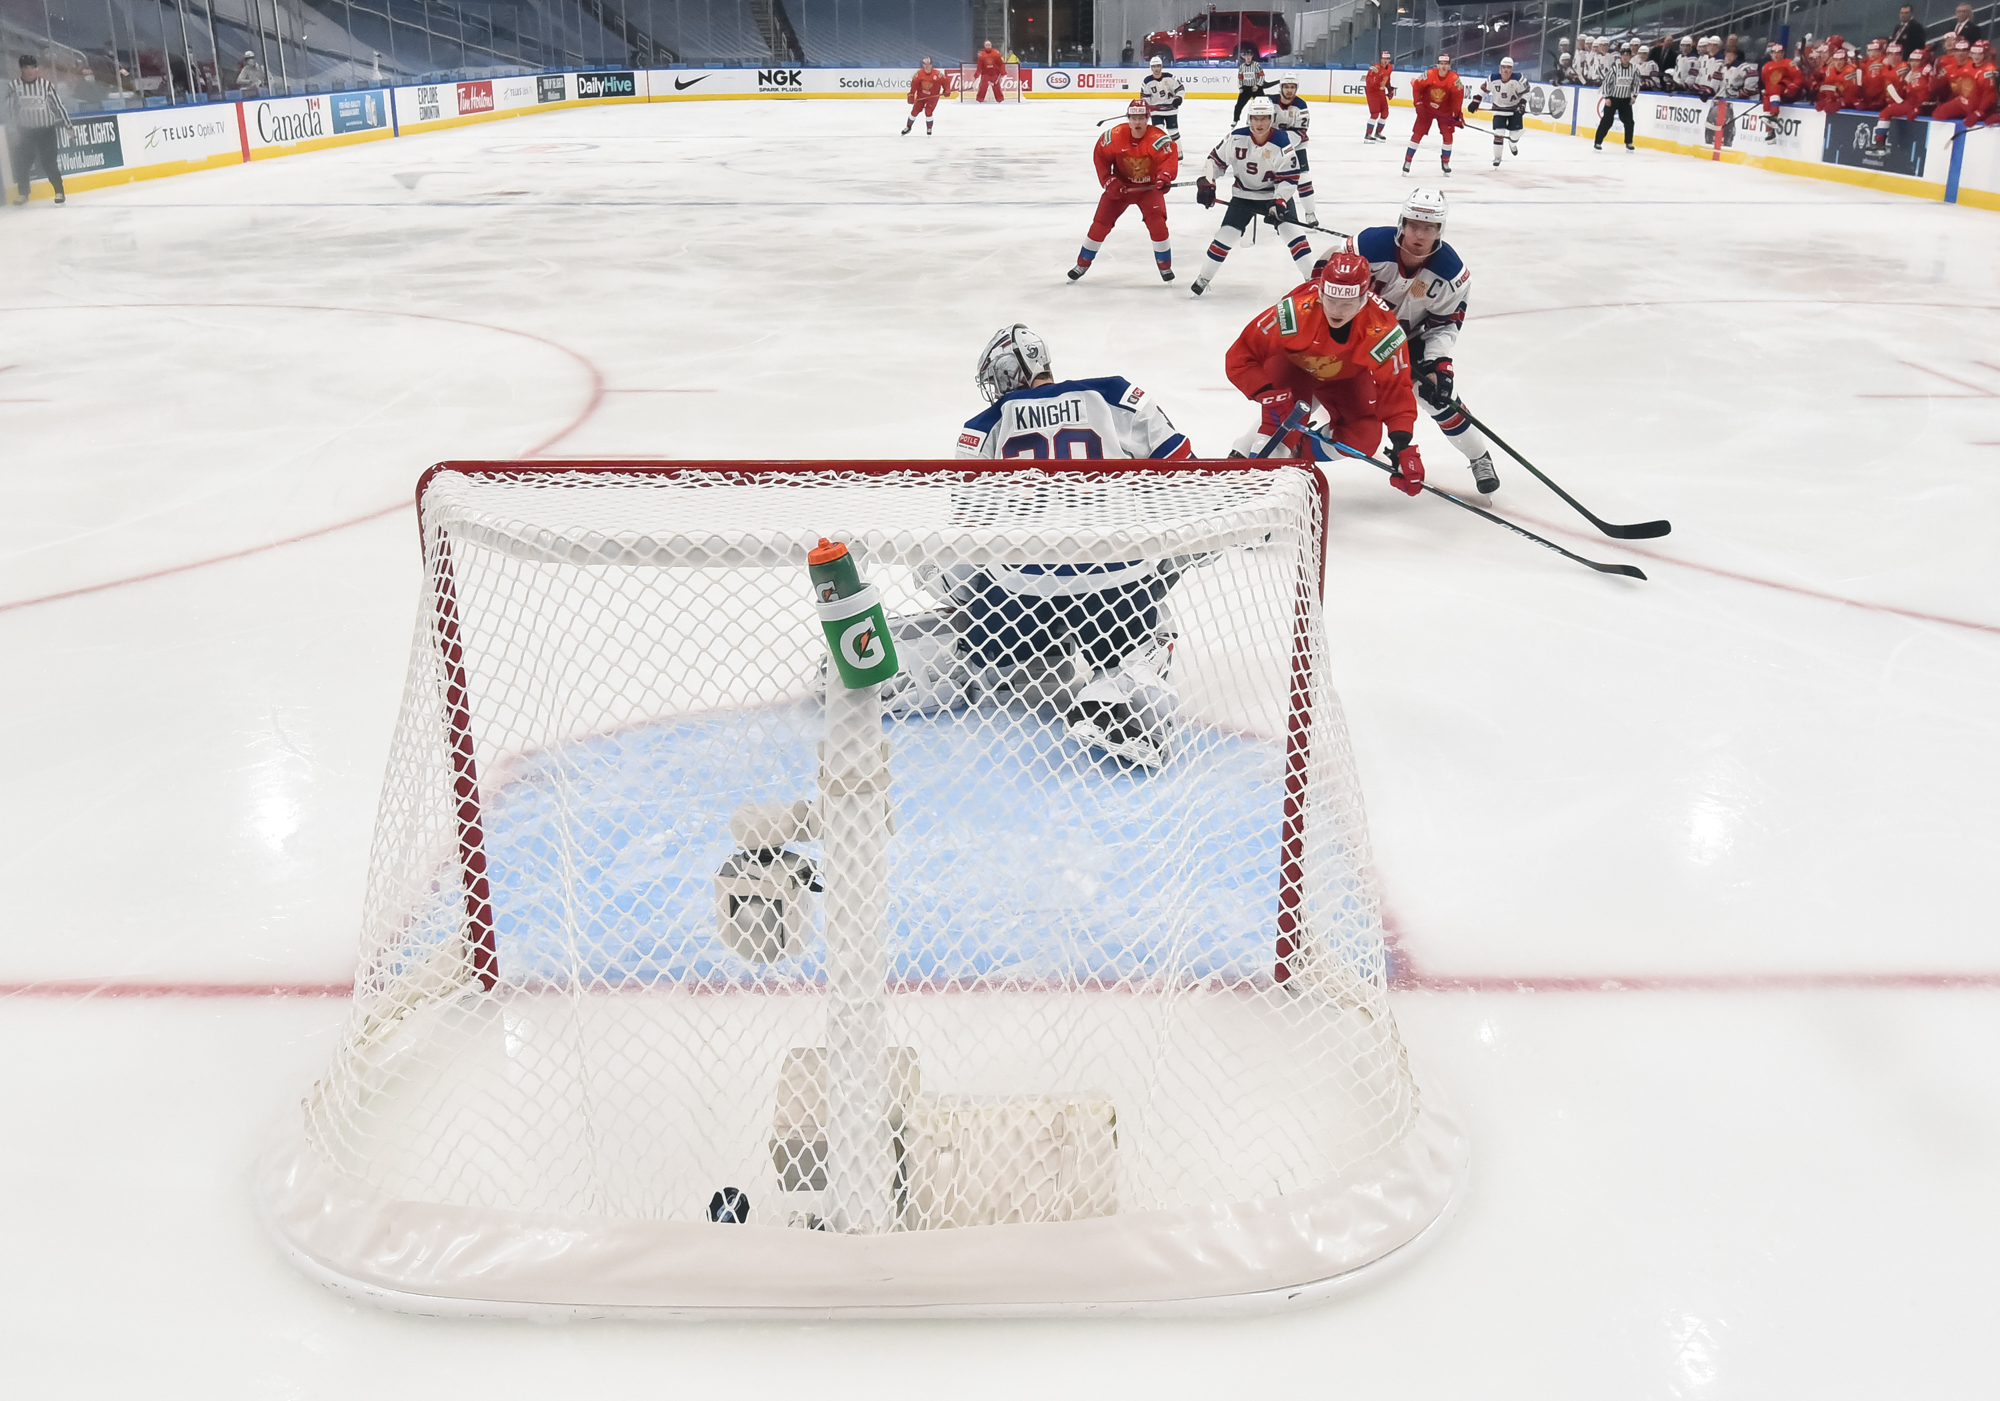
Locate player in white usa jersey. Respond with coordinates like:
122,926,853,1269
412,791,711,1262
884,325,1196,767
1269,77,1318,222
1141,56,1186,151
1190,98,1315,297
1469,58,1530,164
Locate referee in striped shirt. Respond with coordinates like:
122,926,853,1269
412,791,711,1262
1594,46,1641,151
6,54,73,205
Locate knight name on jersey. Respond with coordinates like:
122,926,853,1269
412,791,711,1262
1009,396,1093,430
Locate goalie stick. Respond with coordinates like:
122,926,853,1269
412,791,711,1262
1448,401,1672,540
1309,429,1647,580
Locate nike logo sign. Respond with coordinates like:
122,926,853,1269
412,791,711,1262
673,75,710,91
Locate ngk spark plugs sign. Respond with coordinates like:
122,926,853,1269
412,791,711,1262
456,80,495,116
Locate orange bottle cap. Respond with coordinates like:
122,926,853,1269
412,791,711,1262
807,538,849,565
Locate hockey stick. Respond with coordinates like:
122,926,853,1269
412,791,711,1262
1254,405,1310,457
1313,431,1648,580
1449,401,1672,539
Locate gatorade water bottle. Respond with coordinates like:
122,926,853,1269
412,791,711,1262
808,538,900,689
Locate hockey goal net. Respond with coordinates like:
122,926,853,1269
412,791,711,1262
958,60,1023,101
263,461,1461,1316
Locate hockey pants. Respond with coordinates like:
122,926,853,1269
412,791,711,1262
958,568,1180,675
1203,197,1314,282
1250,358,1389,459
1234,86,1262,120
1080,188,1172,272
977,76,1004,102
1406,113,1457,169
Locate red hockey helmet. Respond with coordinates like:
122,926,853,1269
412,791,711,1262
1126,98,1148,119
1318,250,1372,304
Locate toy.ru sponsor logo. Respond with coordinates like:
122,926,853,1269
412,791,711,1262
257,98,326,144
140,115,230,148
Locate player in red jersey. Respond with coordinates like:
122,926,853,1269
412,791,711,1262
903,57,949,135
1856,40,1895,109
1874,45,1928,141
974,41,1008,103
1759,41,1803,141
1223,251,1425,493
1933,39,1997,121
1364,51,1396,142
1816,46,1854,111
1070,100,1179,284
1403,54,1465,177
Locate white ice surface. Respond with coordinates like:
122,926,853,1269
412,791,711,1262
1,98,1996,1394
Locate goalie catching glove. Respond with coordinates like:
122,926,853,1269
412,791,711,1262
1387,432,1425,496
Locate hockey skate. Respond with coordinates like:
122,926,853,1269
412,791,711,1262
1469,453,1500,496
1492,152,1502,166
1065,637,1177,769
1509,139,1520,157
1159,267,1175,283
1189,274,1210,297
1068,263,1089,282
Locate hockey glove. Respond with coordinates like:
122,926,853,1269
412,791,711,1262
1416,357,1455,408
1387,432,1425,496
1255,387,1297,429
1195,177,1217,208
1265,198,1297,229
1467,97,1482,113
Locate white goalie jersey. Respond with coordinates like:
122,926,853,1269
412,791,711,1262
956,375,1192,463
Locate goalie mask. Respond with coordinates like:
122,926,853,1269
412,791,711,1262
976,325,1053,404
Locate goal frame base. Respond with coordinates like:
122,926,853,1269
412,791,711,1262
262,1095,1465,1320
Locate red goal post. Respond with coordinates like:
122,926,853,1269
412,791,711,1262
959,60,1022,101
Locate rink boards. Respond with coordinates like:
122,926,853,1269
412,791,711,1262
9,64,1997,211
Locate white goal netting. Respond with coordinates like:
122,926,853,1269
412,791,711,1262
264,462,1462,1316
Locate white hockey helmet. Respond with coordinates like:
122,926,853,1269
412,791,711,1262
1499,56,1514,68
1149,55,1164,68
1243,96,1276,121
1398,186,1449,237
976,325,1053,404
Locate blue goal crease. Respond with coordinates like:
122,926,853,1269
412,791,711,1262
386,700,1378,990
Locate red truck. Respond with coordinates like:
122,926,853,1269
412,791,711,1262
1142,10,1293,64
